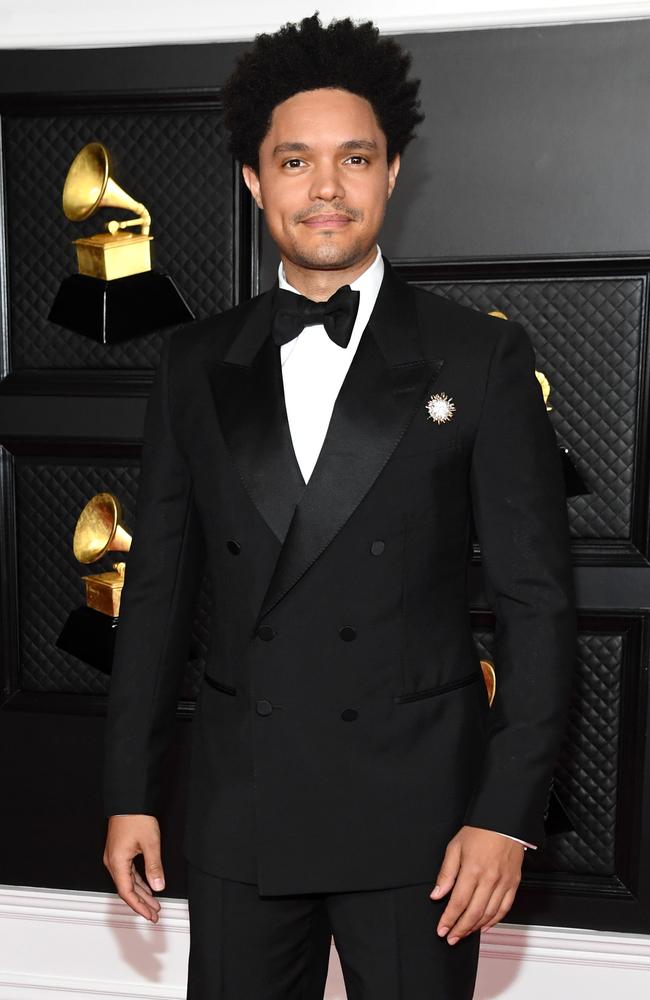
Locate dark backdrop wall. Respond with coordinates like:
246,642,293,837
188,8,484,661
1,17,650,935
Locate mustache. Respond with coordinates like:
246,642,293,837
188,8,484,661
292,204,363,223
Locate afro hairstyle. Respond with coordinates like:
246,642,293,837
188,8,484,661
222,12,424,170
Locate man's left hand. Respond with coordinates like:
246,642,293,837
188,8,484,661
431,825,524,944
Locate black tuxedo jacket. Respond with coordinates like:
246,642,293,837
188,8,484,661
104,258,576,895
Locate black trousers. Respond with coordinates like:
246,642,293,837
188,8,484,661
186,863,481,999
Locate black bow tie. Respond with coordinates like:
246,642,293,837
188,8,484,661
271,284,361,349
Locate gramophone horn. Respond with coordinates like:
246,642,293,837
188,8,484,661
73,492,132,565
480,659,496,707
62,142,151,235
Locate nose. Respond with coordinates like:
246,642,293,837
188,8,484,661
308,160,345,202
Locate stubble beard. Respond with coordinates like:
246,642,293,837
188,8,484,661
285,232,375,272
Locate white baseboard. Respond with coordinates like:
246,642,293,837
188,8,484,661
0,886,189,1000
1,885,649,1000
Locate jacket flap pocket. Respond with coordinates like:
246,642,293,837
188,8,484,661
203,674,237,696
393,670,479,704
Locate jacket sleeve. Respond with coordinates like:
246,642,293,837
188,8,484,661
103,331,205,818
462,319,577,848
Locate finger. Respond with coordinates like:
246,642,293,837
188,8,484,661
132,886,161,921
463,879,512,934
481,886,518,932
142,837,165,893
133,870,158,903
109,854,139,902
436,872,479,937
112,861,158,921
445,878,502,943
133,870,161,910
126,861,160,922
430,840,462,900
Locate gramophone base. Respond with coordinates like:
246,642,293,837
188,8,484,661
56,605,118,675
48,270,195,343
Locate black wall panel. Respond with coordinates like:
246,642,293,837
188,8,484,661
410,257,650,564
3,99,239,371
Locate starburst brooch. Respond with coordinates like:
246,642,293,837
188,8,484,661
425,392,456,424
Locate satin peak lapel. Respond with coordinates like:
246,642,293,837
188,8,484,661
208,290,307,545
257,260,445,622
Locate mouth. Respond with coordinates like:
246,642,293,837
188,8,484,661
301,214,352,229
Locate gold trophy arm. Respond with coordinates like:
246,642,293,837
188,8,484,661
106,204,151,237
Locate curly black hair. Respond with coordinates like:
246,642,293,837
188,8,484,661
222,12,424,169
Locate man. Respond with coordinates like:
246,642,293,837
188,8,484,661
103,13,576,1000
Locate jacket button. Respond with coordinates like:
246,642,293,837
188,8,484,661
256,699,273,716
341,708,359,721
227,539,241,555
370,540,385,556
257,624,276,641
339,626,356,641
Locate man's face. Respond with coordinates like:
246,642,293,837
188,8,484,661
242,87,400,272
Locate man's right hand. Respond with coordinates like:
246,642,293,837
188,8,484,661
103,814,164,922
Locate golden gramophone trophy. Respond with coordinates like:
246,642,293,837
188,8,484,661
48,142,194,342
488,308,589,499
56,492,132,673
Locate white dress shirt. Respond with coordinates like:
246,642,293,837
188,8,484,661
277,245,537,852
278,245,385,483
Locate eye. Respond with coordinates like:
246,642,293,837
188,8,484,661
283,158,306,169
344,155,369,165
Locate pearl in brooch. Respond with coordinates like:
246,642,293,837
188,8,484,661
425,392,456,424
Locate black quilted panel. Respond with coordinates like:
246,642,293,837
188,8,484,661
473,627,621,875
423,277,643,543
3,104,235,370
15,458,210,697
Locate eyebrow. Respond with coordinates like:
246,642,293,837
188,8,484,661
272,139,379,155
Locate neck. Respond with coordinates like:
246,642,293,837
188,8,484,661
281,246,378,301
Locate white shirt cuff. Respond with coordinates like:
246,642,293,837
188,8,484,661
493,831,538,850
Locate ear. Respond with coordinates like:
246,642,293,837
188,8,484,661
242,163,264,210
387,153,401,199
